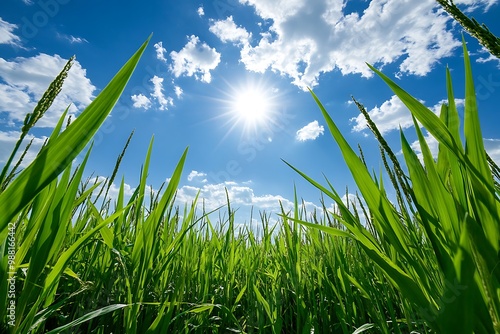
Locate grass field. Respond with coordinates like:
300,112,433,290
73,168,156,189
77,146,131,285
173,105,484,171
1,7,500,333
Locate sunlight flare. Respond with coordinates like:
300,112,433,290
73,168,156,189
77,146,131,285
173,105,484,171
231,86,271,125
214,77,283,141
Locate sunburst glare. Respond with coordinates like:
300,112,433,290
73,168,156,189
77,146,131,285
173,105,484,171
216,77,282,140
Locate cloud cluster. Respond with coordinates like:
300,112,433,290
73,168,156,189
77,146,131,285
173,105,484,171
131,34,219,111
296,120,324,141
83,173,323,220
170,35,221,83
210,0,496,90
176,180,320,213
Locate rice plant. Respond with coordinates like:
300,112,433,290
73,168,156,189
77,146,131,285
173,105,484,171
287,38,500,333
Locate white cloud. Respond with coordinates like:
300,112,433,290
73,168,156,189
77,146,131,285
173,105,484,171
0,18,21,46
0,53,95,128
230,0,495,90
131,93,152,110
187,170,207,182
150,75,173,110
296,120,324,141
209,16,251,45
169,35,221,83
154,41,167,62
197,6,205,16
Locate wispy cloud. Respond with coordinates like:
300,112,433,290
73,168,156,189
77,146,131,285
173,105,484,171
170,35,221,83
0,18,21,47
454,0,498,12
89,176,136,199
56,32,88,44
68,35,87,44
296,120,324,141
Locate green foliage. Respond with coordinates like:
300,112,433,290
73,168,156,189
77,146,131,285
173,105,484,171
1,19,499,333
291,39,500,333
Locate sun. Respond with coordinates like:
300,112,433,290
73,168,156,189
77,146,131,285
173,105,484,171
223,79,281,139
231,86,271,125
210,77,282,142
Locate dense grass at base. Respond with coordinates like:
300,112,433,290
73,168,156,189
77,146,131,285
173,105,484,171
1,10,500,333
41,201,427,333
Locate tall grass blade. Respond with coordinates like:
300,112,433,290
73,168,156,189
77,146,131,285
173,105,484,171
0,35,151,238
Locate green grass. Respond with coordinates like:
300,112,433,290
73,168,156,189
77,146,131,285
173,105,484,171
1,32,499,333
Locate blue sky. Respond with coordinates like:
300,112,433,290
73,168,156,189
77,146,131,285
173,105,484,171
1,0,500,223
